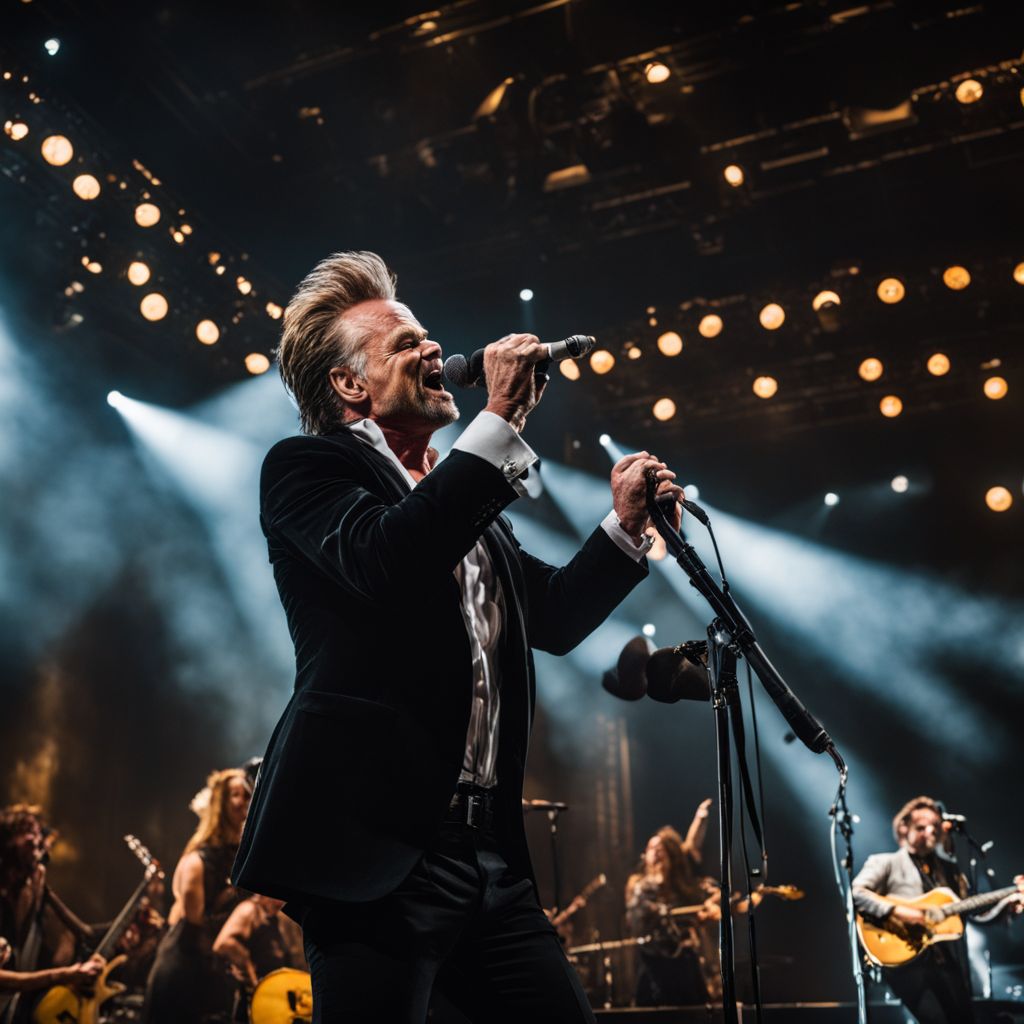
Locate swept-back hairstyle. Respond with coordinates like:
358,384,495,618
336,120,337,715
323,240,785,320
183,768,251,855
891,795,942,844
277,250,397,435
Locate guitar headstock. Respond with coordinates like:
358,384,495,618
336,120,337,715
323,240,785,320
759,884,805,901
124,835,165,881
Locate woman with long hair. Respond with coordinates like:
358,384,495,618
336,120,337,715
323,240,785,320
142,768,251,1023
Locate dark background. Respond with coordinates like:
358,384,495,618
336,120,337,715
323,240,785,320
2,0,1023,1005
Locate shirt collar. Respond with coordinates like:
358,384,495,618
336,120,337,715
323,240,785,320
345,418,419,489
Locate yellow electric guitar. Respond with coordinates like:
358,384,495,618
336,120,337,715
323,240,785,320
33,835,163,1024
249,967,313,1024
667,882,805,917
857,881,1024,967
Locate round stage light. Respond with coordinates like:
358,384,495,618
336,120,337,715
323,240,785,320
891,475,909,493
41,134,73,166
590,349,615,374
955,79,983,105
942,265,970,290
642,623,656,637
127,261,150,286
926,353,950,376
134,202,160,227
859,357,884,382
599,433,611,447
876,278,905,304
652,397,676,421
698,314,722,338
519,288,534,302
625,343,642,360
245,353,270,375
824,492,839,507
266,301,283,319
196,319,220,345
81,258,102,274
72,173,100,200
644,61,670,84
812,290,841,311
985,486,1012,512
559,359,581,381
879,395,903,418
657,331,683,357
1014,262,1024,285
723,164,744,187
140,292,168,321
4,120,28,141
683,484,700,501
236,276,252,296
983,376,1007,400
758,303,785,330
44,38,60,56
752,375,778,399
107,390,123,407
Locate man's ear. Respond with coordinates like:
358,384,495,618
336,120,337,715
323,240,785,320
328,366,367,406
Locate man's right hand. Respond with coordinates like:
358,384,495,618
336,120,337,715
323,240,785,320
482,334,549,433
890,904,927,926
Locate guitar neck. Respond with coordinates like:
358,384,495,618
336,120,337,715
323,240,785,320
95,874,153,960
942,885,1018,919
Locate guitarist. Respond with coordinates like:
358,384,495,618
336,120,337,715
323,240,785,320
852,794,1022,1024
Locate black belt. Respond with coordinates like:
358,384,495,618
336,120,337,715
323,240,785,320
444,782,496,830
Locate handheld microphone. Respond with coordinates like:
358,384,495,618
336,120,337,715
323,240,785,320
443,334,595,389
942,812,967,824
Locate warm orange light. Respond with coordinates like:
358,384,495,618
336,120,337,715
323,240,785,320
81,257,102,275
723,164,744,187
955,79,983,105
265,301,283,320
589,349,615,374
698,314,722,338
41,134,73,166
652,397,676,421
983,376,1008,400
644,62,670,84
926,353,950,376
758,304,785,330
245,353,271,375
985,486,1012,512
72,173,100,200
135,202,160,227
127,261,150,286
812,290,841,311
752,376,778,399
4,120,28,141
879,395,903,418
942,265,970,290
657,331,683,357
876,278,905,304
140,292,168,322
1013,262,1024,285
626,344,642,360
859,357,884,382
559,359,581,381
236,276,252,296
195,320,220,345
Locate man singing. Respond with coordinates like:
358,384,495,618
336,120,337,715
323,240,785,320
232,251,682,1022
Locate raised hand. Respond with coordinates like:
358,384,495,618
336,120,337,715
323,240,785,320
482,333,550,432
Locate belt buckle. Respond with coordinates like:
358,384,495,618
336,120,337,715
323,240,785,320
466,793,483,829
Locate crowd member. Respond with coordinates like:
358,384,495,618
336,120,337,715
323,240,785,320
142,769,251,1024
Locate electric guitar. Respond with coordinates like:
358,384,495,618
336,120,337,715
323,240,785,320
248,967,313,1024
857,881,1024,967
667,882,805,917
550,874,607,931
33,835,164,1024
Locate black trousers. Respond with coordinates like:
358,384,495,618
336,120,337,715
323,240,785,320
300,822,595,1024
883,946,975,1024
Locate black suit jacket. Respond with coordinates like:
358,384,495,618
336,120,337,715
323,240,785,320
232,428,647,906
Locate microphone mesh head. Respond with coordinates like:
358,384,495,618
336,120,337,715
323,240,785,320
442,353,470,389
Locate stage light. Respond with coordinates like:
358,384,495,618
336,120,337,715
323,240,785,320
171,229,185,244
723,164,744,187
107,390,124,407
891,475,909,493
859,357,884,382
127,261,150,286
752,375,778,399
879,395,903,418
81,257,102,274
955,79,983,105
983,376,1007,400
985,486,1012,512
265,302,283,320
625,343,642,360
926,353,950,376
657,331,682,356
683,484,699,500
236,276,252,296
196,320,220,345
208,251,221,265
4,120,28,141
759,303,785,330
824,492,839,507
44,38,60,56
644,61,670,84
652,397,676,421
1014,263,1024,285
812,290,841,311
876,277,905,304
642,623,656,637
519,288,534,302
245,353,271,375
41,134,73,166
135,202,160,227
942,265,970,290
698,314,722,338
140,292,168,321
559,359,581,381
590,349,615,374
180,223,192,235
599,433,611,447
72,173,100,200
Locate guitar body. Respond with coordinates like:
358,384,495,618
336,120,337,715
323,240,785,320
32,954,127,1024
857,888,964,967
249,968,313,1024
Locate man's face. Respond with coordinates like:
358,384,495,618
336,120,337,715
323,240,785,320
905,808,941,855
341,299,458,433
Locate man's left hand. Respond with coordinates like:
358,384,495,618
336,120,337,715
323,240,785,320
610,452,684,543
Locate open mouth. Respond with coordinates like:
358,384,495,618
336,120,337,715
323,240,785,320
423,369,445,392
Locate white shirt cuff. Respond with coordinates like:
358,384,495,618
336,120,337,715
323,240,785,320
451,411,542,498
600,510,654,563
